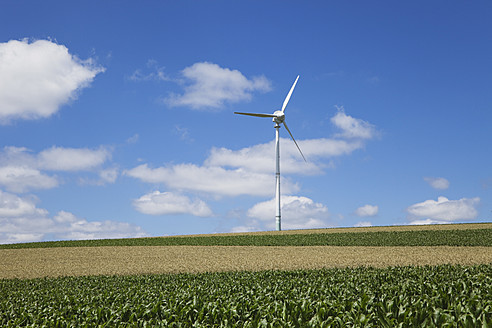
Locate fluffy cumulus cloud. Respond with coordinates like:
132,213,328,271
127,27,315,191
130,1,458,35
125,163,299,197
165,62,271,109
407,196,480,224
331,107,378,139
355,204,379,217
37,146,111,171
52,211,147,241
0,146,115,192
0,166,58,193
246,196,330,230
424,177,450,190
133,191,212,217
0,191,146,244
0,191,47,218
0,39,104,123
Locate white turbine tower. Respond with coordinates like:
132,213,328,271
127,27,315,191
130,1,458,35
235,75,306,231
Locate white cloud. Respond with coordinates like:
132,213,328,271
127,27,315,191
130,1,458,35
206,138,363,175
331,107,377,139
165,62,271,109
355,204,379,217
1,145,112,171
37,146,111,171
125,163,299,197
0,166,58,193
230,225,261,233
3,233,45,244
0,146,114,192
407,196,480,223
205,142,281,174
0,192,147,244
54,211,148,241
133,191,213,217
0,146,36,167
424,177,450,190
53,210,78,223
409,219,450,225
0,39,104,123
354,221,373,227
247,195,330,230
0,190,47,217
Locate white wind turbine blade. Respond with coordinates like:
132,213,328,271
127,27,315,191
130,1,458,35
234,112,277,118
283,121,307,162
281,75,300,113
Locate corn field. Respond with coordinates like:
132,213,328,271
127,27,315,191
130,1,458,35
1,265,491,327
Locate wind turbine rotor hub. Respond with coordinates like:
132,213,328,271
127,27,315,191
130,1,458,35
273,110,285,124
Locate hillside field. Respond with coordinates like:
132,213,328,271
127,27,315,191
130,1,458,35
1,223,491,326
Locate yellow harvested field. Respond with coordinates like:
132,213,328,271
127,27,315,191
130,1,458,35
1,246,491,279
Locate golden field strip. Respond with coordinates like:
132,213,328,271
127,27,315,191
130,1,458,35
1,246,492,279
1,223,491,279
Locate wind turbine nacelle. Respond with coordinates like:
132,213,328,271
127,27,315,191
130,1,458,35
273,110,285,124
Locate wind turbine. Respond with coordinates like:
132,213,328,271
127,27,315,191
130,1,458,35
235,75,306,231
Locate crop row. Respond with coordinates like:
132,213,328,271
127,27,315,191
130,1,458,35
1,265,491,327
2,228,492,249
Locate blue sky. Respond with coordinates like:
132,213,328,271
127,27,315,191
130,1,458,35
1,1,491,243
